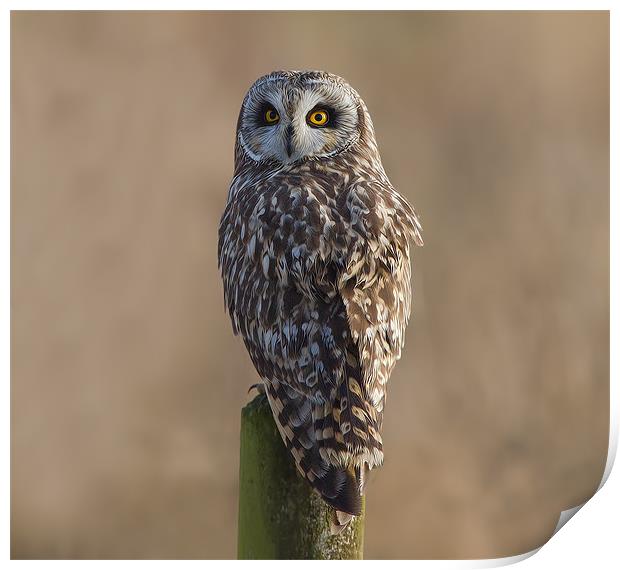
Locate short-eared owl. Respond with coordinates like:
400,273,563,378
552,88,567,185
218,70,423,530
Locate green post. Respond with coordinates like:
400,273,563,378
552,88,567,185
237,393,365,559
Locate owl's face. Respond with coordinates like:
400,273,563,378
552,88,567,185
237,71,363,165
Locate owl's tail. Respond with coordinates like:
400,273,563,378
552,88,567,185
264,379,365,516
264,346,382,532
327,462,372,534
311,354,382,528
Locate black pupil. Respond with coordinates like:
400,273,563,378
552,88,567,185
315,113,324,122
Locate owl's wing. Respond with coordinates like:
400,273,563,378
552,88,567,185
336,180,422,420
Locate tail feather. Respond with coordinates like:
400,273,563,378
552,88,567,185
264,347,380,522
313,464,362,515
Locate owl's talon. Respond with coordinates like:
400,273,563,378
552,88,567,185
248,383,265,395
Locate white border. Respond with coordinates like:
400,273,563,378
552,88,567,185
4,2,615,566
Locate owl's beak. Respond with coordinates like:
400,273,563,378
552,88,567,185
284,124,294,158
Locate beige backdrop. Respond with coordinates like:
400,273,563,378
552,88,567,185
11,11,609,559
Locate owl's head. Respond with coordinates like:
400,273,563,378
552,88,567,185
235,70,375,166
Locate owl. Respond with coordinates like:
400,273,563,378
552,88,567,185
218,70,423,531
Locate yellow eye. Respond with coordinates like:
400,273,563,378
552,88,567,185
264,108,279,124
307,109,329,127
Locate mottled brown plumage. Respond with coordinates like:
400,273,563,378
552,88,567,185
218,70,422,529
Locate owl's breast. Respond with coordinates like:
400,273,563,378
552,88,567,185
219,176,343,334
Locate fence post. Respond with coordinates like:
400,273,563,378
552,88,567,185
237,393,365,559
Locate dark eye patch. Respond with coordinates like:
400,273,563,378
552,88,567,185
256,101,279,126
307,104,339,128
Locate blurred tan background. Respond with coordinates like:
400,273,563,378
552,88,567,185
11,11,609,559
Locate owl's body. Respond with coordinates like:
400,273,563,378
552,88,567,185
218,71,422,526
